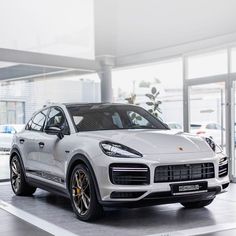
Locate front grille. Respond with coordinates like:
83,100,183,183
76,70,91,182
154,163,215,183
219,157,228,178
109,163,150,185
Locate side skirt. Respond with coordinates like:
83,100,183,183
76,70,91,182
27,177,70,198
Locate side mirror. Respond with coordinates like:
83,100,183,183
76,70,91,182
45,127,64,139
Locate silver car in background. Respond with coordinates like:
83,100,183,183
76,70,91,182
0,124,25,152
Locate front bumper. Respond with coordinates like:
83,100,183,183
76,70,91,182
92,151,230,205
101,186,223,207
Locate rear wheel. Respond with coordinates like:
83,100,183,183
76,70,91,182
181,199,214,208
70,164,103,221
10,155,37,196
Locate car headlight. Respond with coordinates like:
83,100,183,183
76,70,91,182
205,137,222,153
99,141,143,158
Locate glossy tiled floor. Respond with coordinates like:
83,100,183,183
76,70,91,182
0,153,10,181
0,182,236,236
0,208,52,236
201,229,236,236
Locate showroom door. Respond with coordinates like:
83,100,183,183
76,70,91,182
232,81,236,181
186,78,236,182
189,82,226,149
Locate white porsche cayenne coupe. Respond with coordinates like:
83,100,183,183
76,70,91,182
10,103,229,221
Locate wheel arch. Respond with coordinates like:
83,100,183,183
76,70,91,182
66,154,102,202
10,147,27,178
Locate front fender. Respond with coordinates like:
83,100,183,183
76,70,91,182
66,154,102,202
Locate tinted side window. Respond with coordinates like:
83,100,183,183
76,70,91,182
127,111,153,127
46,107,70,135
28,109,48,131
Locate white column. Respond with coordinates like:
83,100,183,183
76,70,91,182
183,56,190,132
97,56,115,103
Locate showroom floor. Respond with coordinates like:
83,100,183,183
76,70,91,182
0,153,10,181
1,155,236,236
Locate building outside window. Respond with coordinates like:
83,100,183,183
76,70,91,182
0,101,25,124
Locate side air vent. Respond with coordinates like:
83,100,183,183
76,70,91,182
109,163,150,185
219,157,228,178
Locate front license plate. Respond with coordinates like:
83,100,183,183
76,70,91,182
171,181,208,195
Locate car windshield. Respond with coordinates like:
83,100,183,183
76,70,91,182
67,104,168,132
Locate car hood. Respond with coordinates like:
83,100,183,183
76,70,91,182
81,129,212,154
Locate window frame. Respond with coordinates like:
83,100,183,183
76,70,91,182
25,108,49,132
44,106,71,135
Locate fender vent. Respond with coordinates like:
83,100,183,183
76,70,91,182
219,157,228,178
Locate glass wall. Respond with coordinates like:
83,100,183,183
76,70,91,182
189,83,226,148
0,64,101,124
112,58,183,129
0,62,100,181
231,49,236,180
231,48,236,73
186,46,236,182
188,50,227,79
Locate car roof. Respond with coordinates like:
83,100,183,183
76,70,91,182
64,102,130,107
34,103,136,116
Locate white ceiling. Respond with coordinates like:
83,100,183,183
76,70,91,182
0,0,94,59
95,0,236,65
1,0,236,73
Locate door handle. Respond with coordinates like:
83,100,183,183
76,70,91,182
19,139,25,144
38,142,45,148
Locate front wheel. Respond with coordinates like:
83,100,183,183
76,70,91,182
70,164,103,221
181,199,214,209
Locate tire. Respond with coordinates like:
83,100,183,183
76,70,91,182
10,155,37,196
181,199,214,209
70,164,103,221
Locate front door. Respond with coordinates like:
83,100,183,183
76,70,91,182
35,106,70,186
